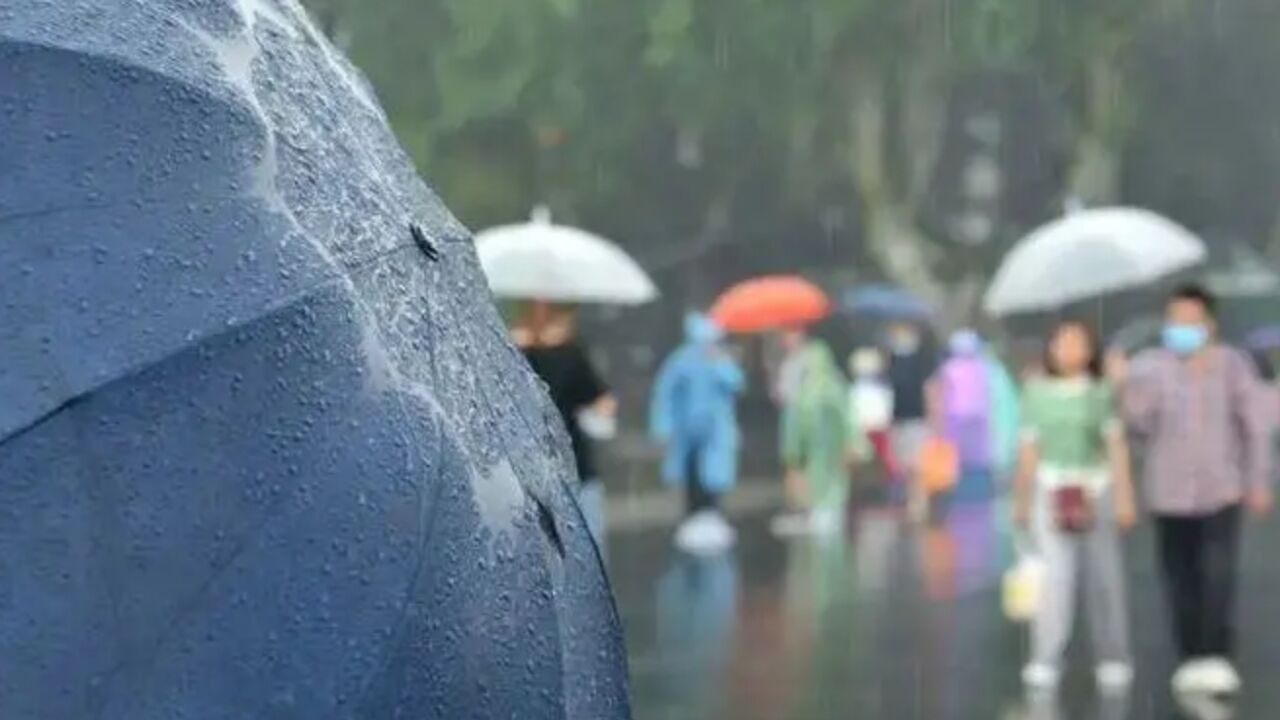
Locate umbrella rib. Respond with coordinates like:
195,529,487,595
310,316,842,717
0,198,153,227
88,468,304,717
350,262,455,707
0,278,350,449
0,393,90,453
2,225,468,447
352,413,449,709
59,299,450,714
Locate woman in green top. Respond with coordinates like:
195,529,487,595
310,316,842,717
1014,320,1138,692
781,341,855,534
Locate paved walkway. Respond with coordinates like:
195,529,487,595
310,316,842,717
607,480,784,533
608,498,1280,720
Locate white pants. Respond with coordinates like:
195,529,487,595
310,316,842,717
891,420,930,474
1029,485,1130,668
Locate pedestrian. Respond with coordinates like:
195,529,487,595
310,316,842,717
781,341,854,535
848,347,897,480
884,321,935,485
650,313,746,553
930,329,996,500
758,325,814,512
514,301,617,557
1014,319,1137,692
771,326,809,407
1108,284,1273,696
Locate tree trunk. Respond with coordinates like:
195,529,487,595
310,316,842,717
1067,53,1127,204
850,71,972,332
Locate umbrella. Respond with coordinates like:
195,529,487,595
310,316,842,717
1245,325,1280,352
710,275,831,333
983,207,1206,316
1109,315,1165,353
0,5,627,719
475,207,658,305
1203,242,1280,299
840,283,931,320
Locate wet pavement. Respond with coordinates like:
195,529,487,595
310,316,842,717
610,495,1280,720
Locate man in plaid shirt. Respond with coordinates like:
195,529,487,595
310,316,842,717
1109,284,1274,697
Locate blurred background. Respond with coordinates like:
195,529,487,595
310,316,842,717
298,2,1280,718
301,0,1280,465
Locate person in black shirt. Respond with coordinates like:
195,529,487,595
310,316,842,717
884,321,936,486
515,302,616,556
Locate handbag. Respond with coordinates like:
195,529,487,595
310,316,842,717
918,436,959,494
1052,484,1094,533
1002,538,1045,623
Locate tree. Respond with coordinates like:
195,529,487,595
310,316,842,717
303,0,1217,328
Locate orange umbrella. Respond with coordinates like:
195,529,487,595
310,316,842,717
709,275,831,333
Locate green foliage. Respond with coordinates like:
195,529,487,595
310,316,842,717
301,0,1205,267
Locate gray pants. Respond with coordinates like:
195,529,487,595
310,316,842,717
1030,486,1130,667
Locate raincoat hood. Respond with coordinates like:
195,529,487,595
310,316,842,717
685,312,725,345
949,329,983,357
795,342,844,408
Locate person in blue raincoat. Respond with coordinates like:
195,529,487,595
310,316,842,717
651,314,746,528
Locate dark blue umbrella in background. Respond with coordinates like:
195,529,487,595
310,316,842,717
839,284,932,322
1244,325,1280,380
1245,325,1280,353
1,3,627,719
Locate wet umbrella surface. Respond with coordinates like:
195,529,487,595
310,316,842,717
0,1,628,718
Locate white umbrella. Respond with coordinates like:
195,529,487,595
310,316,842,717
475,207,658,305
983,207,1206,316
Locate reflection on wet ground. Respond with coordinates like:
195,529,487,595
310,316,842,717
612,496,1280,720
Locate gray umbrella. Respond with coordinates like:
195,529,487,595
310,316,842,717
0,2,627,718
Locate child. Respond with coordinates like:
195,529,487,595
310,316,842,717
1014,319,1137,692
848,348,897,480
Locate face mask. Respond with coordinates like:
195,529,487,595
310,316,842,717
888,333,919,355
949,330,981,357
852,351,883,378
1162,324,1208,355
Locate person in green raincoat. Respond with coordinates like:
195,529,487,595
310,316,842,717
781,342,855,532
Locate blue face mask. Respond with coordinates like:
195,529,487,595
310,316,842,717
1162,324,1208,355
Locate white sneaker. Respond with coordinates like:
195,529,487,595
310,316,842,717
1199,657,1242,695
1173,658,1212,695
1021,662,1060,690
675,511,735,554
1096,661,1134,692
706,512,737,545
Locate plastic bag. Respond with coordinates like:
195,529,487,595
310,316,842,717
577,408,617,440
918,436,959,493
1002,548,1045,623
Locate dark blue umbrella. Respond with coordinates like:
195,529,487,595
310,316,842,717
840,284,932,321
1245,325,1280,352
1,4,627,719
